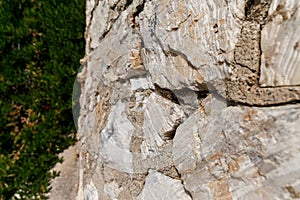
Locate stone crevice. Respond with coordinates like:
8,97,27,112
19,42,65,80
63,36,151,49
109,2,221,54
87,0,100,50
77,0,300,199
227,98,300,108
166,45,200,70
227,0,300,106
131,0,146,28
153,83,180,105
172,165,194,200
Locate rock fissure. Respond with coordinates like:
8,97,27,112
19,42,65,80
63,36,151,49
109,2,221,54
87,0,100,50
228,0,300,106
227,99,300,108
167,45,200,70
177,173,193,200
76,0,300,199
163,121,181,140
153,83,180,105
131,0,146,27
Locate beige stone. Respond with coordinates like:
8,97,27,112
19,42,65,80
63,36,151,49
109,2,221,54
70,0,300,199
260,0,300,86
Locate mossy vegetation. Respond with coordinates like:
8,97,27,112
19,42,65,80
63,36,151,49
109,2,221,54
0,0,85,199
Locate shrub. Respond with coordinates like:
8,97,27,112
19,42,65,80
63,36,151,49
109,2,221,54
0,0,85,199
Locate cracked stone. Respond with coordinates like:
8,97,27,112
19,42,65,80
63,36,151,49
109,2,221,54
73,0,300,199
141,93,185,158
260,0,300,86
137,170,192,200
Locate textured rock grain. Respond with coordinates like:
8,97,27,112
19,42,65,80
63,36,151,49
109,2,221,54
76,0,300,199
260,0,300,86
137,170,192,200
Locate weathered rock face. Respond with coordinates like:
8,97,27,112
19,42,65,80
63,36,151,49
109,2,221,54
76,0,300,199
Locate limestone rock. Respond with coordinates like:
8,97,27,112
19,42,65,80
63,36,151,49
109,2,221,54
104,181,123,200
173,110,201,175
260,0,300,86
99,101,135,174
137,170,192,200
75,0,300,199
84,181,98,200
141,93,185,157
177,103,300,199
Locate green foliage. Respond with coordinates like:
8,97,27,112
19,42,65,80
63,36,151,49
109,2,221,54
0,0,85,199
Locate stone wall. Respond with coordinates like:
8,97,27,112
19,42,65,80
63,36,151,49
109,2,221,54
76,0,300,199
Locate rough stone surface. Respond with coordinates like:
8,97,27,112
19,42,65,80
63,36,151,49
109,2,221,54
260,0,300,86
74,0,300,199
99,101,135,173
137,170,192,200
175,103,300,200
